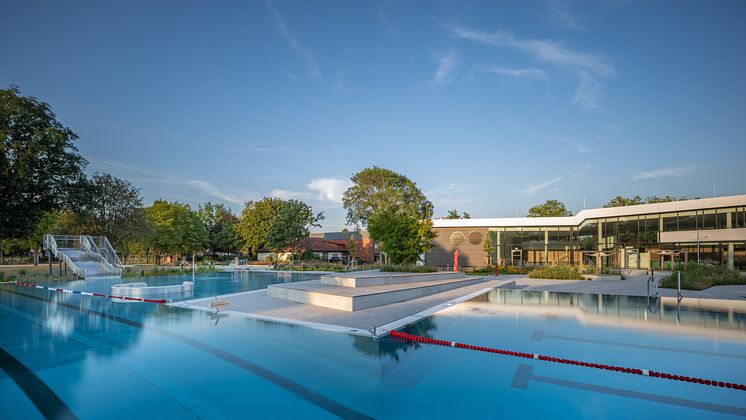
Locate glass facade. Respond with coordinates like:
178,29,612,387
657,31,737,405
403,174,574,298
488,206,744,270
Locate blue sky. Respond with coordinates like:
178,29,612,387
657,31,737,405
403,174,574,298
3,0,745,230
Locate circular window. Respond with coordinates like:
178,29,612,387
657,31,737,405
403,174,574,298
449,231,465,246
468,231,483,245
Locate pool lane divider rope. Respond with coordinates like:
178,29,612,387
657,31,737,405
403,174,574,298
389,330,746,392
13,281,167,304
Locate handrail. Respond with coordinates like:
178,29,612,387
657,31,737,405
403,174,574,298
44,234,87,278
44,234,123,278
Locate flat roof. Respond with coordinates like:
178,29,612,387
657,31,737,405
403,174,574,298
432,194,746,228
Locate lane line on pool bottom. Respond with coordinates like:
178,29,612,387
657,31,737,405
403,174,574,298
389,330,746,392
13,281,167,304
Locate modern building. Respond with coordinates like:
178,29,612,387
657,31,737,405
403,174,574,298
426,194,746,270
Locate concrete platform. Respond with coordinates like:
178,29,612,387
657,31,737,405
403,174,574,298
268,274,486,311
320,271,465,287
170,277,509,336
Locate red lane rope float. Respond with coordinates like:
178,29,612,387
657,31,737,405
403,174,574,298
389,330,746,392
13,281,167,304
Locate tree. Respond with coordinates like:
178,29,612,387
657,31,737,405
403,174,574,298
645,195,688,204
445,209,471,219
198,202,238,257
604,195,643,208
266,200,324,260
603,195,690,207
146,200,207,260
367,208,437,265
482,235,494,265
1,85,87,240
342,166,433,226
348,235,357,261
75,173,144,249
527,200,572,217
237,197,285,255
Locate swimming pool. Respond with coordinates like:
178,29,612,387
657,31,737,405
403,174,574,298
1,273,745,419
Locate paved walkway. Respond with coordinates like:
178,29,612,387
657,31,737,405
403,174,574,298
501,273,746,300
171,277,510,336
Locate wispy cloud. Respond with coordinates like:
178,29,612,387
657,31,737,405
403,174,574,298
444,24,613,110
432,51,457,84
267,0,321,80
426,183,478,207
308,178,352,203
90,158,255,206
183,180,248,206
522,176,563,194
482,67,549,81
548,0,583,31
544,135,592,153
630,164,699,181
573,70,604,111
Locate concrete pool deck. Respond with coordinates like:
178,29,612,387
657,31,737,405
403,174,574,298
499,273,746,301
170,277,510,337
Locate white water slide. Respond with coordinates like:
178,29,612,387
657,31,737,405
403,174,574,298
43,234,123,278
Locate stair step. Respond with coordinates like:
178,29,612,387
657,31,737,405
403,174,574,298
320,271,465,287
268,275,487,311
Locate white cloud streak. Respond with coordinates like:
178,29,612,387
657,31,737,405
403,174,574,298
267,0,322,80
445,24,613,110
483,67,549,81
308,178,352,203
630,165,699,181
522,176,563,194
432,51,457,84
548,0,583,31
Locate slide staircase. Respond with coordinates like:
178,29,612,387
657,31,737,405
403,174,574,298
43,234,123,278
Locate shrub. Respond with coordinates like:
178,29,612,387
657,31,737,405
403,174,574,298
0,272,5,281
660,263,744,290
377,264,437,273
18,269,27,276
528,265,584,280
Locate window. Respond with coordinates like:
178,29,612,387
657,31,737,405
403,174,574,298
677,211,697,231
662,214,677,231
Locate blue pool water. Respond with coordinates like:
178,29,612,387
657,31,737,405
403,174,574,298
1,273,745,419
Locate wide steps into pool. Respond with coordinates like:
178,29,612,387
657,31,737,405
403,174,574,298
320,271,466,287
268,273,486,311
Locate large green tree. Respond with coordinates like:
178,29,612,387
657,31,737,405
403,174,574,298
527,200,573,217
198,202,241,257
368,208,436,265
76,173,144,249
146,200,207,259
266,200,324,258
342,166,433,226
237,197,285,254
1,85,87,239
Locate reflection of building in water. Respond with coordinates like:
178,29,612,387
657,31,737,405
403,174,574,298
456,289,746,339
427,194,746,270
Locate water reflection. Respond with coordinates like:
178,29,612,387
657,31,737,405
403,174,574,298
460,289,746,337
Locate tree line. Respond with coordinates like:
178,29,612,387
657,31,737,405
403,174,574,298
1,86,438,265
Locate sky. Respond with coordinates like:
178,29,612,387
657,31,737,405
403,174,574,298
2,0,745,230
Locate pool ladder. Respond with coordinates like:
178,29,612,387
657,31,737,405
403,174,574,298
646,275,659,314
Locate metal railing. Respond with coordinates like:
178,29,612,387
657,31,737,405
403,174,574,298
44,234,123,278
44,234,87,278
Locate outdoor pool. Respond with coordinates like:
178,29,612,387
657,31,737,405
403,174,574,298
1,273,745,419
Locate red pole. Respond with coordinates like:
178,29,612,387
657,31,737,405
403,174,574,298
454,249,460,272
